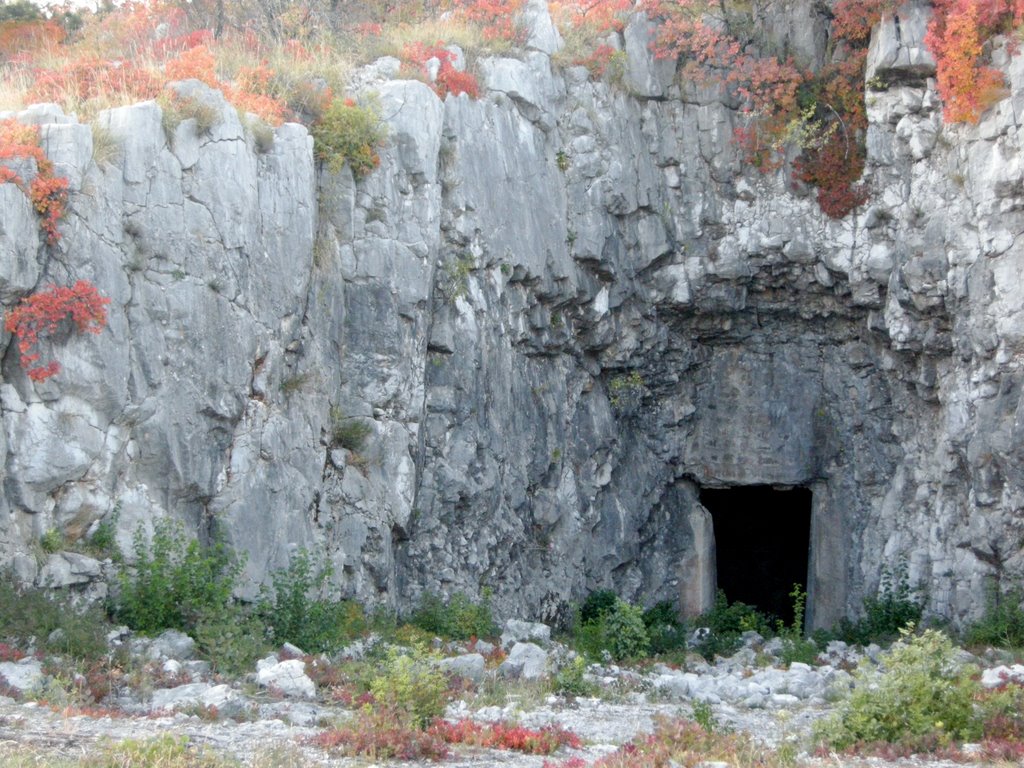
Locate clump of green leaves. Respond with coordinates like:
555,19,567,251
370,646,449,729
643,601,687,655
409,591,496,640
330,406,373,452
311,97,387,179
258,549,366,653
964,583,1024,650
778,584,819,666
193,603,269,676
608,370,646,417
113,520,241,635
834,560,924,645
552,655,596,697
39,528,64,554
574,594,651,662
814,628,980,751
691,590,772,661
0,578,108,660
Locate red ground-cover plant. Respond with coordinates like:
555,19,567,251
925,0,1023,123
311,709,450,760
0,643,25,662
4,280,111,382
0,18,64,59
401,42,479,99
0,119,71,244
430,719,582,754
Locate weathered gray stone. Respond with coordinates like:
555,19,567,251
36,552,102,588
501,619,551,648
437,653,486,683
866,3,936,85
149,630,197,661
0,659,43,694
498,643,548,680
256,659,315,699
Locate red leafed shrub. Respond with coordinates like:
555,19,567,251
311,710,449,760
29,175,70,245
165,43,219,87
793,132,869,219
4,280,111,382
430,719,583,755
0,643,25,662
0,119,71,244
551,0,633,33
401,42,479,99
832,0,897,43
926,0,1022,123
0,19,64,58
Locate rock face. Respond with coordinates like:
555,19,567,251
2,3,1024,629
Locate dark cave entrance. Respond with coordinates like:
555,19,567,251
700,485,812,626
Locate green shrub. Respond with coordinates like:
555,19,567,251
964,583,1024,649
814,628,980,751
114,520,241,635
311,97,387,179
692,591,772,661
193,603,269,676
0,578,108,660
39,528,64,554
409,591,496,641
579,589,617,625
329,406,372,452
574,597,651,662
778,584,819,666
834,560,923,645
604,599,651,661
370,646,449,729
259,550,366,653
643,601,687,655
552,655,596,697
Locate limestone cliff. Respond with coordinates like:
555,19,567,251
2,1,1022,628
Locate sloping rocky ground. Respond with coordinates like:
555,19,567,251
1,620,1020,767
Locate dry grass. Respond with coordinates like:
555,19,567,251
357,17,513,63
0,738,310,767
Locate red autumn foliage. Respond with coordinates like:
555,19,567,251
831,0,897,43
550,0,633,33
926,0,1024,122
430,719,583,754
0,19,64,59
401,42,480,99
794,132,869,219
0,119,71,244
445,0,527,41
4,280,111,382
27,57,162,106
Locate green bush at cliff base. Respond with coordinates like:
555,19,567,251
409,591,496,640
258,549,367,653
114,520,241,636
814,628,980,752
311,97,387,179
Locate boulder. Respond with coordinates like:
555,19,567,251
501,619,551,648
497,642,548,680
438,652,486,683
256,658,316,699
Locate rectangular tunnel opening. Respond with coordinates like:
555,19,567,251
700,485,812,627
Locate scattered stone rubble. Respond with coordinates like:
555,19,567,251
0,619,1014,767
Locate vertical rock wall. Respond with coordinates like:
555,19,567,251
2,2,1024,627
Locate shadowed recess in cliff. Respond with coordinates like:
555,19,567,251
701,486,812,626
